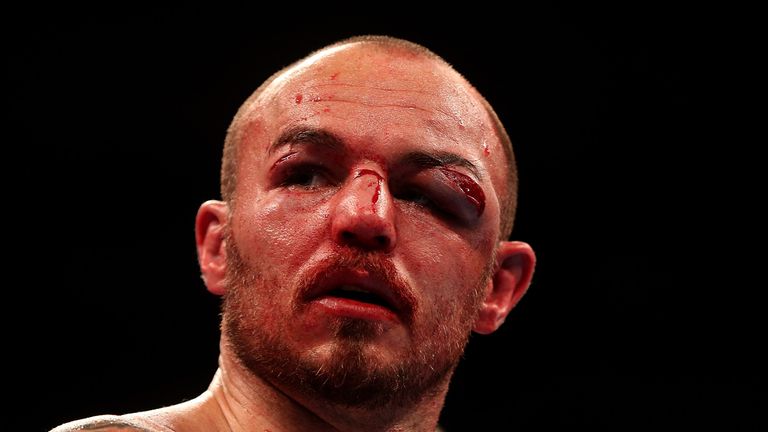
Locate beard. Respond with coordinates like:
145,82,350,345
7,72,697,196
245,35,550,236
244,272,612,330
221,230,491,409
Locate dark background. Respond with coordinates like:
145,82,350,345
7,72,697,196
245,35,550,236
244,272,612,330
6,5,763,431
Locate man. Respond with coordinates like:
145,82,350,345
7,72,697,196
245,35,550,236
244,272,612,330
53,35,536,432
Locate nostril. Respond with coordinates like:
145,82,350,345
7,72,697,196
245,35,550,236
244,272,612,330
342,231,355,241
374,236,389,247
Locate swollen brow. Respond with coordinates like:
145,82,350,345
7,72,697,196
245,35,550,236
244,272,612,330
268,127,346,155
401,151,483,181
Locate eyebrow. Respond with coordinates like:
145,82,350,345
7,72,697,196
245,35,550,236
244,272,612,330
268,127,345,155
268,126,483,180
400,151,483,181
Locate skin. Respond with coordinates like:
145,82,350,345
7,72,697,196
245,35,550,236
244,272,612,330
52,42,536,432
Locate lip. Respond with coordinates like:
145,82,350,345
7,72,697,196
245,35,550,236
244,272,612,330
313,296,400,323
302,268,411,322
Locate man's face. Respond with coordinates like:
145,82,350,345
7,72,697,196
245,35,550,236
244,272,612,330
222,45,508,407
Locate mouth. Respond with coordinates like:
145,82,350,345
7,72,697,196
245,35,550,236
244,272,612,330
302,270,411,323
325,285,395,310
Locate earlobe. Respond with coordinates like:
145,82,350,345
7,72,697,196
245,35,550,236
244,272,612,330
473,241,536,334
195,200,229,296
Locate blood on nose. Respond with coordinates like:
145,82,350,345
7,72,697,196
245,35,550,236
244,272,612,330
355,169,384,213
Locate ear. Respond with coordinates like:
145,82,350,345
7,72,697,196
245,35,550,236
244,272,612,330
195,200,229,296
473,241,536,334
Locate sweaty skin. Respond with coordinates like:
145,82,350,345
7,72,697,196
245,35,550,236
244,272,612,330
52,40,535,432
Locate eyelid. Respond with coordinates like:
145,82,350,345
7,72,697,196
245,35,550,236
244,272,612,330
271,151,299,170
394,168,484,223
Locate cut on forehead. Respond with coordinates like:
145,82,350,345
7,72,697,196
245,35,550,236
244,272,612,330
221,35,519,239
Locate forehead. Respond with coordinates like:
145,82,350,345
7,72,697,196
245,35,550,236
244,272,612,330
252,45,489,142
237,44,505,184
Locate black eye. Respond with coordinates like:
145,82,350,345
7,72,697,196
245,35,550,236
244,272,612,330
395,188,433,207
393,184,463,222
392,170,482,225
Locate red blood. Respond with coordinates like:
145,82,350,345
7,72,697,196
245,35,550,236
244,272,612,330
372,182,381,205
439,168,486,217
356,169,384,212
295,94,303,104
323,107,331,113
330,72,340,80
273,152,297,167
355,168,384,181
483,141,490,156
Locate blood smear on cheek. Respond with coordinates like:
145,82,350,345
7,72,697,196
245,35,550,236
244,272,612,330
295,94,303,104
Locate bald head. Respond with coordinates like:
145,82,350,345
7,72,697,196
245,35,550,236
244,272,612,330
221,36,518,239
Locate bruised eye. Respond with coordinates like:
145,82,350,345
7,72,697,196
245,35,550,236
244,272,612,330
395,188,433,207
393,186,459,221
280,165,330,189
392,169,485,224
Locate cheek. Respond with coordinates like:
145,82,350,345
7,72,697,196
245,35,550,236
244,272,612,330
398,217,495,303
397,203,497,267
233,191,331,267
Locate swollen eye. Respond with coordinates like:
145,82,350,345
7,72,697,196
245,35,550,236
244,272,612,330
437,168,485,218
395,169,485,224
396,188,432,206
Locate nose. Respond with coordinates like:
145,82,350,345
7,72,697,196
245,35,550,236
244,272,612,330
331,169,397,252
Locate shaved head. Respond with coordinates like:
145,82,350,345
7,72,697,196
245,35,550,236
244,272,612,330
221,35,519,239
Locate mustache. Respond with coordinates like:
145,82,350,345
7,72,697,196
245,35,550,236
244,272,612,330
294,249,418,320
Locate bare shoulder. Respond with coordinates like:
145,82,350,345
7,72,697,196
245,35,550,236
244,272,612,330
49,415,168,432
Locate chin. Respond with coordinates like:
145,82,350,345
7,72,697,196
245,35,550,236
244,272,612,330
225,307,463,409
221,237,481,408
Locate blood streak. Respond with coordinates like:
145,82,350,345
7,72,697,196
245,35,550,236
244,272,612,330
356,169,383,212
295,94,303,104
273,152,297,167
372,182,381,205
439,168,486,217
355,169,384,181
482,140,490,156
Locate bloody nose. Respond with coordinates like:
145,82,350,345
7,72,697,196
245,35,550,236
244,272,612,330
330,169,396,251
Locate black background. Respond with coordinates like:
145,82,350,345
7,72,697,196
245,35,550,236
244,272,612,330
6,5,763,431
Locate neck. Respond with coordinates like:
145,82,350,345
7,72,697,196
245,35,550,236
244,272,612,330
199,339,449,432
